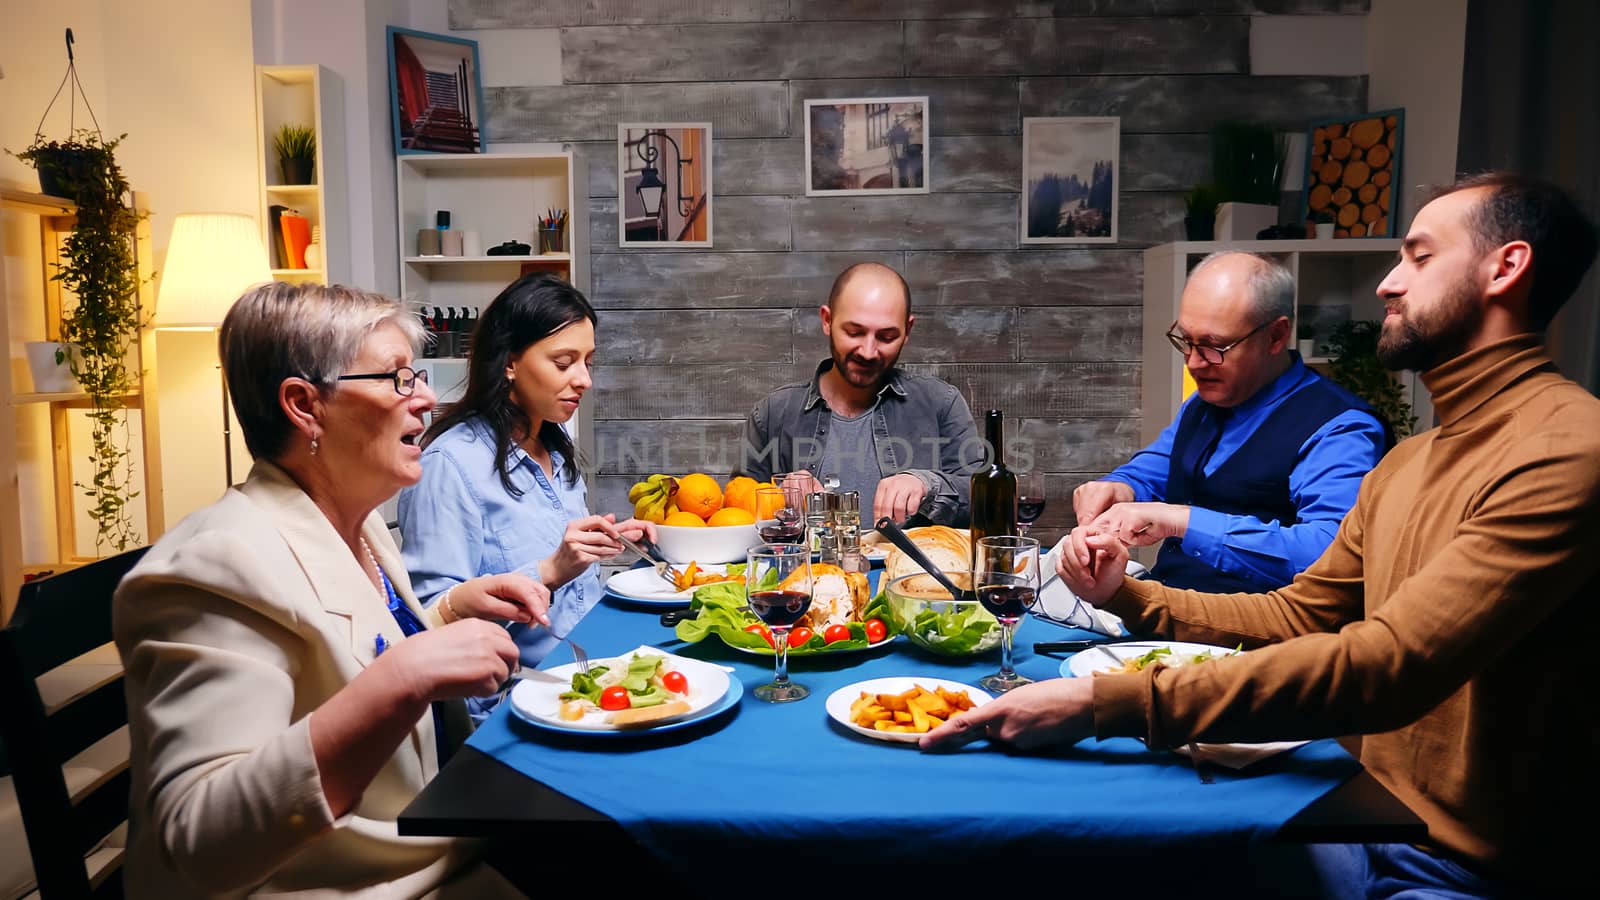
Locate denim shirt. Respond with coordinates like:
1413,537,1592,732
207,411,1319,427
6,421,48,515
739,360,982,525
397,417,600,714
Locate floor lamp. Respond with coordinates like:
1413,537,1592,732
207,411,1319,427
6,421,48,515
151,213,272,488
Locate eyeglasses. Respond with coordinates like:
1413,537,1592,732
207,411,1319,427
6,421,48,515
335,366,430,396
1165,319,1273,365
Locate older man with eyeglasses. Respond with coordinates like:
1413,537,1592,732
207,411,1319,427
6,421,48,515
1073,251,1387,593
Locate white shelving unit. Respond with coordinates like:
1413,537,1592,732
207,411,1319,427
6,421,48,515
1141,239,1430,447
255,64,346,285
395,152,587,408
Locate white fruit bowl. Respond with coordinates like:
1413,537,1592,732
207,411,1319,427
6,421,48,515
651,523,762,565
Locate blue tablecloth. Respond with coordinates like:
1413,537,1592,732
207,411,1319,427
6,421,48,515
468,590,1360,892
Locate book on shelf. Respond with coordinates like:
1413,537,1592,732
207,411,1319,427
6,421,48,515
267,204,289,269
280,211,311,269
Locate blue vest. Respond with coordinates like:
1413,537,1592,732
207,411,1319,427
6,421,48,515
1153,376,1377,593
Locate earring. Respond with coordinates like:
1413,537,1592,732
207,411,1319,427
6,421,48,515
310,436,320,456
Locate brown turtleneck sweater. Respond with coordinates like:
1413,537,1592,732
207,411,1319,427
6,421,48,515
1093,333,1600,889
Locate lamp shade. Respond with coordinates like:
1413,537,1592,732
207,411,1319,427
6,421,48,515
153,213,272,329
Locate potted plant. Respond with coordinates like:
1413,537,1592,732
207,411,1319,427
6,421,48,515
274,124,316,185
1311,208,1336,239
1325,320,1417,441
1184,184,1221,241
8,128,148,550
1211,121,1287,239
1296,322,1317,358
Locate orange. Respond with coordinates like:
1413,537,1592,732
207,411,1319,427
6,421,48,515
752,483,784,519
663,511,708,527
674,472,724,520
723,476,760,514
707,507,756,527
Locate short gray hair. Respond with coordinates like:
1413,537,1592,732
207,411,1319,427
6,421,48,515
1191,251,1294,323
219,282,425,461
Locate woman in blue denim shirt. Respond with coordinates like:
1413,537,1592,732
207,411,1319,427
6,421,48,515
398,274,654,716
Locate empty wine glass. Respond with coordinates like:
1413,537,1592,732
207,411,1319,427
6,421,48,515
1016,468,1046,537
745,544,813,702
976,535,1041,693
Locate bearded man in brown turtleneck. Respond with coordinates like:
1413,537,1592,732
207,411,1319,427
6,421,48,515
925,172,1600,898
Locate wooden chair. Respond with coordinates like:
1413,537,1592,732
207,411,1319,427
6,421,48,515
0,547,148,899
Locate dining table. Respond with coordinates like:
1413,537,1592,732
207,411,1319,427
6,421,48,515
400,564,1425,897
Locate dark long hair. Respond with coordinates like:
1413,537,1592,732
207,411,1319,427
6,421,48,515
422,273,597,492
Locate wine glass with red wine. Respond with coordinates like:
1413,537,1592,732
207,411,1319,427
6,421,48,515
745,543,813,702
975,535,1041,693
755,484,805,544
1016,469,1046,537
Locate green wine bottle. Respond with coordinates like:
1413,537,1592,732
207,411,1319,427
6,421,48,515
970,409,1017,571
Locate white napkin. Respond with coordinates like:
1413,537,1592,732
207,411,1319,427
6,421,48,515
1178,740,1310,770
1033,546,1144,635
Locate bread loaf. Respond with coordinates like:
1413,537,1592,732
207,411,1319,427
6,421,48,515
882,526,971,581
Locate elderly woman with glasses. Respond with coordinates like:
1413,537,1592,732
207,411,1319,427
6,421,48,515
398,274,655,717
113,283,544,897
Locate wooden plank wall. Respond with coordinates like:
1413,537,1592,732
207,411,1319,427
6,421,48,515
449,0,1369,542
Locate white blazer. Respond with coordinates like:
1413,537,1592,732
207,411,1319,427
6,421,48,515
114,462,518,898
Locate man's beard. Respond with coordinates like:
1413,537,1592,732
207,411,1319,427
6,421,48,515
830,342,897,389
1377,274,1482,372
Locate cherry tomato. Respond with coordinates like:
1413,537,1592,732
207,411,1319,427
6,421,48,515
662,670,689,694
744,622,775,648
600,685,631,711
823,624,852,644
863,618,888,643
787,626,814,649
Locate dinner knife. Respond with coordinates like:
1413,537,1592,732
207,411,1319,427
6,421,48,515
1032,637,1152,654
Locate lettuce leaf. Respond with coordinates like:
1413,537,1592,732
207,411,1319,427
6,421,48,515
905,602,997,655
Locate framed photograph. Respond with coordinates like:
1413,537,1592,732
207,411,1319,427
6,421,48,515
618,123,714,248
1021,117,1120,244
387,26,486,155
1302,108,1403,238
804,97,929,196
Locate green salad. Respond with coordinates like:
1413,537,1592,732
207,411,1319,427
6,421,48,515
673,580,897,654
899,599,1001,655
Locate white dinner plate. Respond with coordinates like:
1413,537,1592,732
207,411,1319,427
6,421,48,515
1062,641,1240,679
509,647,733,734
1060,642,1307,767
604,565,732,605
825,676,992,744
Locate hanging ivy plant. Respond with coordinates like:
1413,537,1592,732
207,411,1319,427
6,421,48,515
10,129,148,551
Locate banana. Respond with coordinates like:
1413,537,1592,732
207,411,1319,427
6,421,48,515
636,491,668,524
627,479,657,504
628,474,678,523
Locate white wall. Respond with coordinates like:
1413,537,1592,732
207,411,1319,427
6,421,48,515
3,0,259,550
1366,0,1469,232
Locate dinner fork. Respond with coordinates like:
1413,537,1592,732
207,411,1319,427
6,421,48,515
603,523,685,589
566,638,590,674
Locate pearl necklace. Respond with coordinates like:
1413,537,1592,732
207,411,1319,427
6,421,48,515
359,538,386,597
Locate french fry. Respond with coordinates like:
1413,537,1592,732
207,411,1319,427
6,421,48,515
893,710,913,724
909,692,952,718
876,692,910,712
849,692,875,720
936,687,974,711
